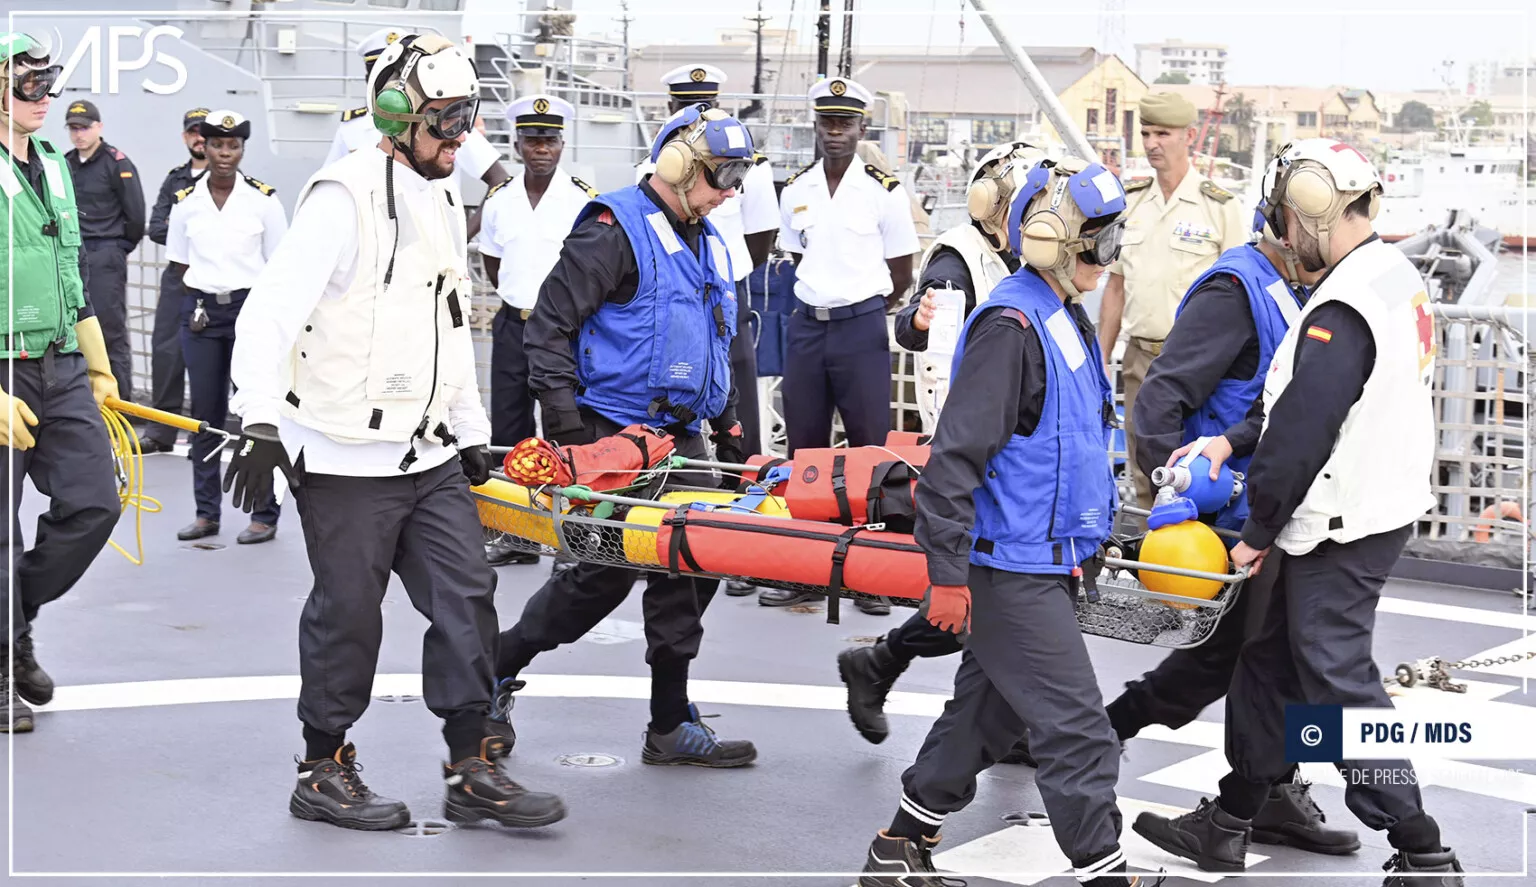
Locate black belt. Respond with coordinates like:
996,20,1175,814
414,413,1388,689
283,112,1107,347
794,298,886,322
187,286,250,306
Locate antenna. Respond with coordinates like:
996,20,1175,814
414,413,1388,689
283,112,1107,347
617,0,632,92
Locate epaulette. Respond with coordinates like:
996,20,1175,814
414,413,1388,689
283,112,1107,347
485,178,511,201
999,307,1030,328
864,164,900,192
571,175,598,198
784,160,817,185
241,173,275,196
341,106,369,122
752,152,769,166
1124,177,1153,192
1200,180,1234,203
174,184,195,203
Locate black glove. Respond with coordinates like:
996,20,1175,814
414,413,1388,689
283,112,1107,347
459,443,493,486
709,419,746,489
221,423,294,513
543,409,588,447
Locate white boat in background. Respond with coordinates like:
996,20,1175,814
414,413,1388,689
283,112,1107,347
1375,128,1531,250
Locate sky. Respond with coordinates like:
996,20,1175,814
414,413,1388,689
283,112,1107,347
465,0,1533,94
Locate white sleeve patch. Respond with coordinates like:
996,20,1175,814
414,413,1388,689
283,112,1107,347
646,211,684,255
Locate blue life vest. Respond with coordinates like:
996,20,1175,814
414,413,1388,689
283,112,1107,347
1175,244,1303,530
572,186,737,434
957,268,1117,575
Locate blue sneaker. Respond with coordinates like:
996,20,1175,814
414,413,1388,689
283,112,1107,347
641,704,757,768
484,678,524,757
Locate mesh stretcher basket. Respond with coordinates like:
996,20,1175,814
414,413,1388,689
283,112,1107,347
472,478,1249,650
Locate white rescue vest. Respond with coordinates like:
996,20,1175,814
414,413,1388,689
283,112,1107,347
1261,238,1437,555
915,224,1013,432
280,148,474,448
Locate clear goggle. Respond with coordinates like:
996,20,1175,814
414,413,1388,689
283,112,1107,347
422,97,479,141
700,155,752,191
1075,218,1125,266
7,37,60,102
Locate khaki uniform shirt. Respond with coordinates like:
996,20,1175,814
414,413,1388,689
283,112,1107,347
1108,168,1249,342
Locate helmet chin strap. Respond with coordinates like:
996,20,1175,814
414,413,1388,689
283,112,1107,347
1051,263,1083,301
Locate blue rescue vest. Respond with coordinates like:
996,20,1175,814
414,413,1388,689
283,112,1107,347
957,268,1117,575
572,186,737,434
1175,245,1303,530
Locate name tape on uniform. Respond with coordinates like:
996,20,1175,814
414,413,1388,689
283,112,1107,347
1045,307,1087,372
646,211,684,255
1285,700,1536,762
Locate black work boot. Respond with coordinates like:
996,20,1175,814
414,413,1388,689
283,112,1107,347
485,536,539,566
642,704,757,767
1080,862,1168,887
288,742,410,831
1132,797,1251,873
10,632,53,706
484,677,523,755
724,580,756,597
858,830,965,887
1382,849,1466,886
838,638,909,744
758,586,824,607
1251,774,1361,855
1,671,34,734
443,737,567,828
998,733,1036,766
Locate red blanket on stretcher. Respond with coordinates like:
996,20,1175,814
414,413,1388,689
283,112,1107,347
502,425,676,492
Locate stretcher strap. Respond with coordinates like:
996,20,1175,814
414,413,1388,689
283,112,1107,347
832,454,852,524
825,526,864,625
665,509,705,578
616,431,651,469
867,460,920,533
738,457,789,493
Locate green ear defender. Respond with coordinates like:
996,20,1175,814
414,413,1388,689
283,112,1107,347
374,86,412,137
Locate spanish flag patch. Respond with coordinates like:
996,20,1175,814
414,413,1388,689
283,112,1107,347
1305,326,1333,343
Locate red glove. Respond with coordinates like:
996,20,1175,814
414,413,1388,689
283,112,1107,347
925,584,971,634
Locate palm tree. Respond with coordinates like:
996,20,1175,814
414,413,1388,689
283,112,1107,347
1222,92,1257,153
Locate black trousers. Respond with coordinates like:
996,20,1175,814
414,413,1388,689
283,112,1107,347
900,565,1122,868
497,414,720,686
1219,525,1429,837
293,458,498,736
1107,551,1280,738
83,242,134,405
2,352,121,642
730,283,762,457
490,305,536,448
143,264,187,448
783,300,891,454
181,327,279,526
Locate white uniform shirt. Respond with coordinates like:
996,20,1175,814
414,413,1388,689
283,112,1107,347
634,158,779,281
478,169,592,310
229,161,491,477
323,116,503,199
165,175,288,293
777,161,920,307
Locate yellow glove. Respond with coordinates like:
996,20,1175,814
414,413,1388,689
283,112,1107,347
74,316,119,408
2,387,39,451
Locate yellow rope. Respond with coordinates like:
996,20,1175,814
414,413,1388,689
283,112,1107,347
99,404,163,565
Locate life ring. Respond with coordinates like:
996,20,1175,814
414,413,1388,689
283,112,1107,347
1473,501,1524,543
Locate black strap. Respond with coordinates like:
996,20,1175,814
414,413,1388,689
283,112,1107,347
616,431,651,469
285,390,301,407
832,454,852,524
825,525,864,625
368,408,383,430
665,509,704,578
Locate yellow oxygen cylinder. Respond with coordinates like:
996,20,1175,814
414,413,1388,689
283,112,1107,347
1137,501,1230,609
473,477,563,549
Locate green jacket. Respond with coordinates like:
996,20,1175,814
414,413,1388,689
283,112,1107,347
1,134,86,359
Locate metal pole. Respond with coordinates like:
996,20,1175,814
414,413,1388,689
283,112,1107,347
838,0,855,78
816,0,831,80
965,0,1098,161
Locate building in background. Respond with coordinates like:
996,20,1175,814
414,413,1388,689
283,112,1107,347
1134,38,1228,85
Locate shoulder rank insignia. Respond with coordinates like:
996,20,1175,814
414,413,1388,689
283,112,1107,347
174,184,196,203
109,147,127,162
752,152,769,167
864,164,900,192
485,178,511,201
784,160,817,185
341,106,369,122
1200,180,1234,203
241,173,275,196
571,175,598,198
1124,177,1153,192
999,307,1031,328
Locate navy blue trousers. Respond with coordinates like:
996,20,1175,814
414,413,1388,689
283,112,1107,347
782,300,891,455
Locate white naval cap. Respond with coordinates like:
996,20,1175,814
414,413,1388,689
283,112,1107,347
357,26,409,65
506,93,574,130
661,63,727,100
808,76,872,116
198,108,251,140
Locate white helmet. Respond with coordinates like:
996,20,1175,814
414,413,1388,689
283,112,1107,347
367,33,480,141
1258,138,1382,266
966,140,1048,249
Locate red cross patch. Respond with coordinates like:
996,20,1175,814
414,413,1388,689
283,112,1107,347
1329,142,1368,163
1412,291,1435,371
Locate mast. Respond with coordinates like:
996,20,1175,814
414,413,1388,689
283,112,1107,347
965,0,1098,161
838,0,855,78
740,0,767,121
816,0,831,81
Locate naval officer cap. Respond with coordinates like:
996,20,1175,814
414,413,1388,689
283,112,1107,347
661,63,727,100
507,93,573,130
198,109,251,140
1139,91,1197,128
357,26,409,65
809,76,871,116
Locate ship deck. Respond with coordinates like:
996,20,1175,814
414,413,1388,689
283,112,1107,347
5,451,1533,886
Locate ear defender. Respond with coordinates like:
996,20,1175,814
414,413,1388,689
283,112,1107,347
373,86,413,137
967,175,1003,221
653,138,696,186
1284,167,1336,218
1019,212,1069,271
